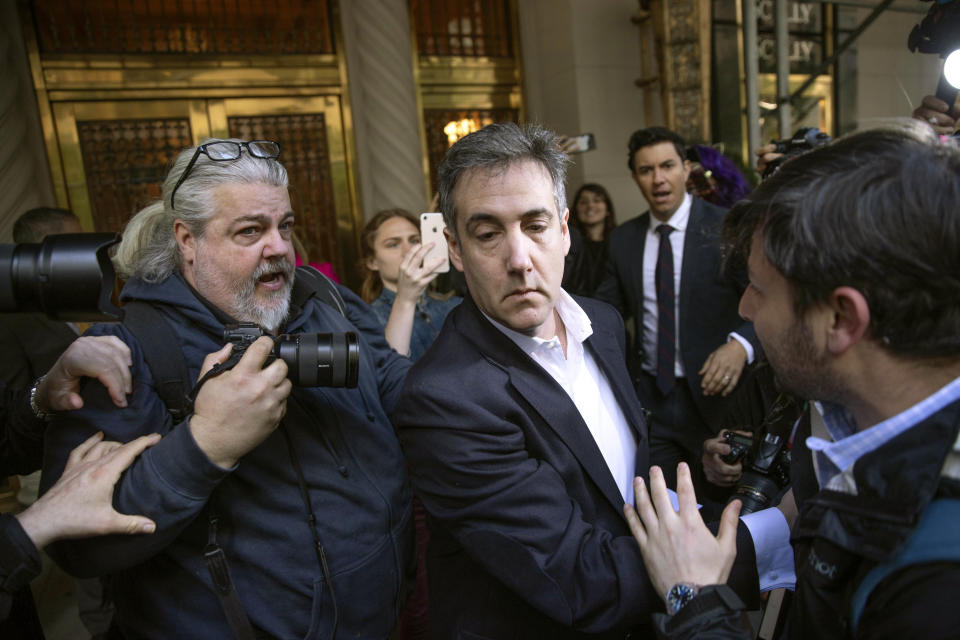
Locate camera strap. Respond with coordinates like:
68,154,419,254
122,301,193,422
204,515,257,640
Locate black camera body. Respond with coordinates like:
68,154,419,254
763,127,833,179
908,0,960,57
222,323,360,388
727,432,792,515
720,431,753,465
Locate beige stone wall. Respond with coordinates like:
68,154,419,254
518,0,648,224
855,6,942,129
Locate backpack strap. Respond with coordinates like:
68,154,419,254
850,498,960,631
295,265,347,318
121,301,192,422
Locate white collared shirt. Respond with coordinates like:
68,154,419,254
483,291,638,504
640,193,753,376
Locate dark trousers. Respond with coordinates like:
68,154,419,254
636,373,712,491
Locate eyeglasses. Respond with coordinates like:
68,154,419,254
170,140,281,210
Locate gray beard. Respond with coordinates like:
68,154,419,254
234,260,294,332
193,256,295,332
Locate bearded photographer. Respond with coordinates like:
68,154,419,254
624,123,960,639
38,139,414,639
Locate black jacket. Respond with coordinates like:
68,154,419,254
658,395,960,640
0,383,46,478
0,514,40,622
395,295,760,638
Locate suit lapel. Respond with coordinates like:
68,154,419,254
679,199,720,351
458,298,629,513
630,212,651,306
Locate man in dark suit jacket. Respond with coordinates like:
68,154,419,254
394,123,759,638
595,128,758,490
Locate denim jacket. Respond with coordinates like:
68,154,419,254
369,288,461,362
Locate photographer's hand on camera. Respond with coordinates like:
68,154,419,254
754,144,782,177
912,94,959,135
702,430,751,487
37,335,133,412
189,336,291,469
699,341,746,397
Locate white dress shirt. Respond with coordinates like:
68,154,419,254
484,291,638,504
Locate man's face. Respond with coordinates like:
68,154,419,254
448,160,570,339
739,231,838,401
177,182,296,332
631,141,691,222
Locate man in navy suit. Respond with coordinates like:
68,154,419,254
394,123,759,638
596,127,758,490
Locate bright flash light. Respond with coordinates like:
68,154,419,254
944,49,960,90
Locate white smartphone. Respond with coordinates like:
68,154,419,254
567,133,596,153
419,212,450,273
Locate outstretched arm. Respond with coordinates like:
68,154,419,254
624,463,741,601
42,330,291,577
17,431,160,549
383,243,445,356
37,335,133,412
624,463,750,640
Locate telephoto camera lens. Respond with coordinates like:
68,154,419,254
273,332,360,388
0,233,122,320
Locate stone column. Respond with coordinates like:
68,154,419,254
340,0,429,219
0,1,55,237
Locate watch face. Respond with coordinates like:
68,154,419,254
666,583,699,615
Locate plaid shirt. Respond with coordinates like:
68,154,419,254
807,375,960,489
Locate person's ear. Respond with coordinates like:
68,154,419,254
825,286,871,355
445,227,464,273
365,254,379,272
174,220,196,266
561,208,571,257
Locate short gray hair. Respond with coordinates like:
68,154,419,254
114,139,288,281
436,123,570,235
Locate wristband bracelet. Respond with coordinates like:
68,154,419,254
29,375,52,421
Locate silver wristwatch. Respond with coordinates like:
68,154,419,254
29,375,52,420
665,582,701,615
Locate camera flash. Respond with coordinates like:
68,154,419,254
944,49,960,90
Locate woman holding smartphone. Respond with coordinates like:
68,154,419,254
359,208,461,362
